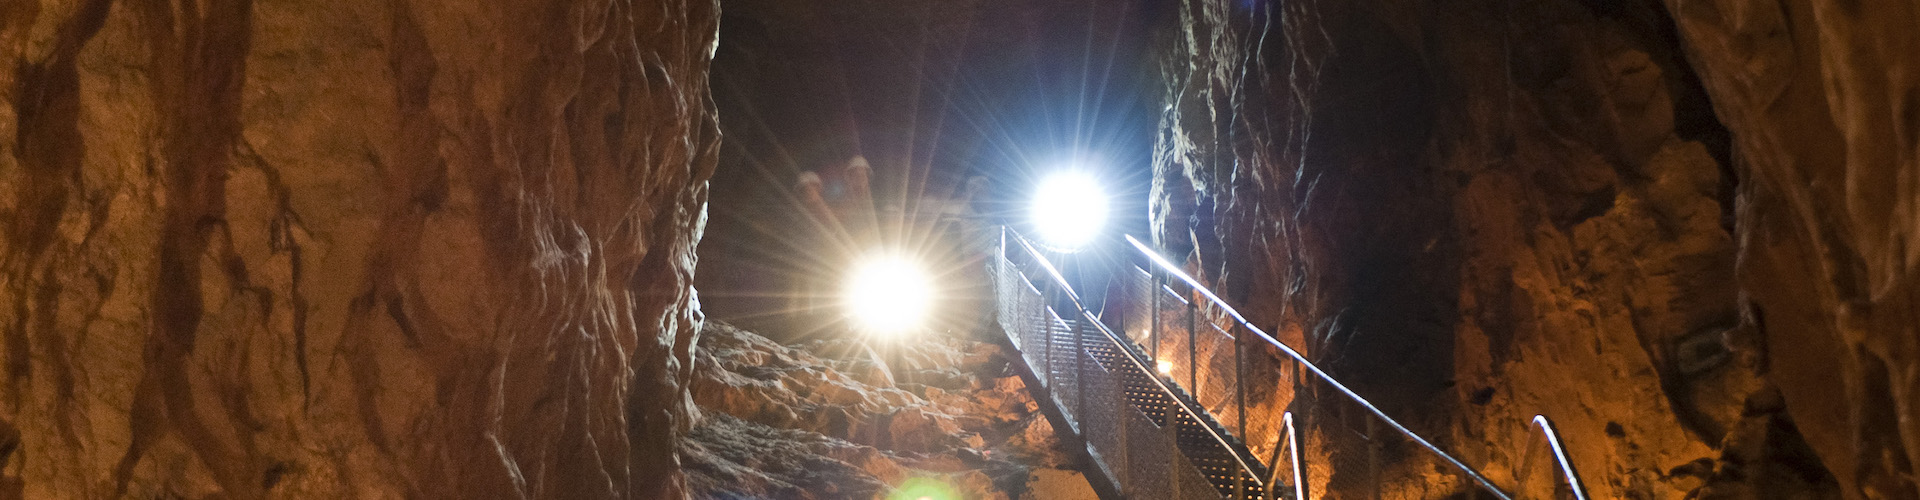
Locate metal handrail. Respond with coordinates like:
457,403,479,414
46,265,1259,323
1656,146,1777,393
1125,234,1514,498
998,229,1594,498
1519,415,1591,500
1129,234,1601,499
1002,228,1270,492
1262,411,1304,500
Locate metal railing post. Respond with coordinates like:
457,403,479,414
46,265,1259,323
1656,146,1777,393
1120,235,1542,500
1042,283,1055,389
1295,361,1308,500
1236,323,1248,440
1519,415,1592,500
1188,299,1198,396
1178,291,1194,499
989,230,1600,500
1263,411,1305,500
998,226,1006,271
1151,268,1161,376
1075,311,1087,428
1235,322,1248,500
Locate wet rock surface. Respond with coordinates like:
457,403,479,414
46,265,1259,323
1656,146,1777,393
682,322,1095,500
1,0,718,497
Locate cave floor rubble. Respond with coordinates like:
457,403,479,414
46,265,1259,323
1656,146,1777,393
681,322,1097,500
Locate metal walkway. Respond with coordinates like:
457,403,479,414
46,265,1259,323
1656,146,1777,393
988,227,1590,499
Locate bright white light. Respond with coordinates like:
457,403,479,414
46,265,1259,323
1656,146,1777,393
843,254,935,337
1156,360,1174,375
1030,170,1108,251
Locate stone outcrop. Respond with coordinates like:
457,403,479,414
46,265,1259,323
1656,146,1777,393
683,322,1095,499
0,0,718,497
1661,1,1920,497
1150,0,1906,497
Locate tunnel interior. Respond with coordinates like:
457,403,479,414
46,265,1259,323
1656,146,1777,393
1,0,1916,498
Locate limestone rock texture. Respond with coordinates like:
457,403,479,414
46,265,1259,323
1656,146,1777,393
682,322,1096,500
1664,1,1920,497
0,0,718,497
1152,0,1909,497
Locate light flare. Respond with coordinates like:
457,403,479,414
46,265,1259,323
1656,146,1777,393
1030,170,1108,251
843,254,936,337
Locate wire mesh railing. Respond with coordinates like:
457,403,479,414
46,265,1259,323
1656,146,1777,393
995,228,1267,499
987,226,1591,499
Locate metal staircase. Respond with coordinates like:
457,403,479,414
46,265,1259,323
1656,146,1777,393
987,226,1589,499
1046,315,1268,498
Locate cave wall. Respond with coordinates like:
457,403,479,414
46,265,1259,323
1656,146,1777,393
0,0,718,497
1664,1,1920,497
1154,0,1911,497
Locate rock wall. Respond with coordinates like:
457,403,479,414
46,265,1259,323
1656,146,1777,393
1663,1,1920,497
0,0,718,497
1153,0,1906,497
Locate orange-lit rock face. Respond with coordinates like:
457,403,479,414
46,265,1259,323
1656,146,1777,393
0,0,717,497
1665,1,1920,497
1152,0,1906,498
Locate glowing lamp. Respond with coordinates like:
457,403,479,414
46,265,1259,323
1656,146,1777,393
1157,360,1174,375
844,254,935,337
1030,170,1108,251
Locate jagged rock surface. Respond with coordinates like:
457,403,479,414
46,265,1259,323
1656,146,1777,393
682,322,1094,500
1661,1,1920,497
0,0,718,497
1151,0,1883,498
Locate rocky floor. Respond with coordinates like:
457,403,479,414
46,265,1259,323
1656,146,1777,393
681,322,1098,499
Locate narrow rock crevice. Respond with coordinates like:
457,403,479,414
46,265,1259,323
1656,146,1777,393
119,0,259,496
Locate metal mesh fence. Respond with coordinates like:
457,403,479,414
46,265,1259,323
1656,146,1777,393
1124,406,1174,499
1112,257,1511,500
991,231,1231,500
989,228,1590,500
1080,348,1126,485
1053,317,1082,424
